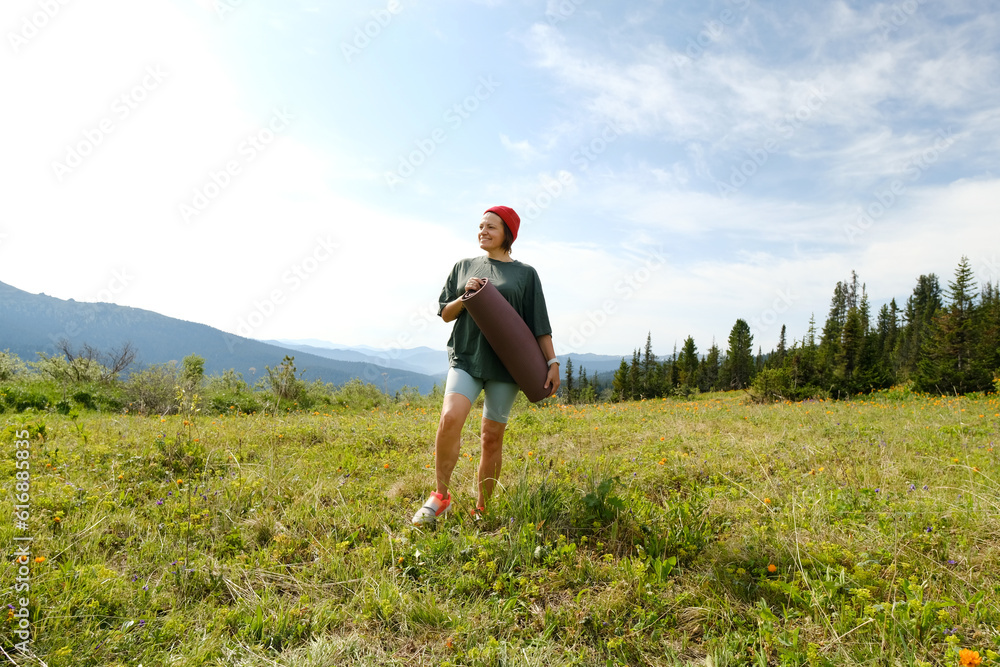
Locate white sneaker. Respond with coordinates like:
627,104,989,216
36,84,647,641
411,491,451,525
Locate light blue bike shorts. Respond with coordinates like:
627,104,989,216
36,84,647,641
444,367,520,424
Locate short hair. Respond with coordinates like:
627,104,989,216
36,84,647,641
501,223,514,254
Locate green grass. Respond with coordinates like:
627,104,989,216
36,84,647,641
3,389,1000,666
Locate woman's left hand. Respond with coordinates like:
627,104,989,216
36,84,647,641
544,363,561,397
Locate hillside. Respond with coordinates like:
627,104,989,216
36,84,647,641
0,281,439,393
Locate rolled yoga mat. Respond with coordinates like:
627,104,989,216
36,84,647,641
460,278,551,403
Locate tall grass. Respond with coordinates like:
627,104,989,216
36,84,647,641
1,389,999,665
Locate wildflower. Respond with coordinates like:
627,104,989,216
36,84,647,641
959,649,982,666
34,556,45,564
53,517,61,523
763,497,771,504
767,563,777,573
176,479,183,486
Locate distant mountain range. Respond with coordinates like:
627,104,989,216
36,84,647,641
265,340,449,377
0,280,629,393
0,281,440,393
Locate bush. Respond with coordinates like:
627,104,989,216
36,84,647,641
0,350,27,382
73,390,97,411
748,368,794,403
123,363,182,415
208,392,262,415
205,369,251,394
749,368,828,403
265,356,305,403
333,378,387,409
0,385,52,412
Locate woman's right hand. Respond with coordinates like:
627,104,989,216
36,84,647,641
465,278,485,292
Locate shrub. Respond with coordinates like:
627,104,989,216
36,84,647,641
333,378,386,409
749,368,794,403
123,363,182,415
0,385,51,412
0,350,27,381
266,356,306,403
208,392,262,415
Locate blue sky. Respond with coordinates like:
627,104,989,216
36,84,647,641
2,0,999,360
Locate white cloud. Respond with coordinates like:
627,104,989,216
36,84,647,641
500,133,542,161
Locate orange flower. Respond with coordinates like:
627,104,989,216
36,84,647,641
34,556,45,564
959,649,982,666
763,497,771,504
384,464,390,469
53,517,61,523
767,563,777,573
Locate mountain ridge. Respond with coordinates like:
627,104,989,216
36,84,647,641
0,280,439,393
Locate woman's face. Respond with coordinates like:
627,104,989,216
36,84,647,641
478,212,507,253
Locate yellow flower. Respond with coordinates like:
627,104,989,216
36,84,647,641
959,649,982,666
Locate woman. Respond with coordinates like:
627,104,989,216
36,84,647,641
412,205,560,525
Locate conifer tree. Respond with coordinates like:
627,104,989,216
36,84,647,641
774,325,787,368
612,358,629,401
979,281,1000,376
820,280,849,373
835,306,864,394
668,343,680,390
641,333,656,398
578,366,594,403
563,356,575,403
896,274,942,379
679,336,698,388
872,300,899,386
915,257,991,393
629,349,641,399
722,319,755,389
699,342,721,392
591,369,601,401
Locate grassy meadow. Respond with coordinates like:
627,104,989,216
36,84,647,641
3,387,1000,666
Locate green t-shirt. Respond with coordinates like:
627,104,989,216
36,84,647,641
438,256,552,383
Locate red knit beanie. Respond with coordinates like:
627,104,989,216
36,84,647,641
484,205,520,243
